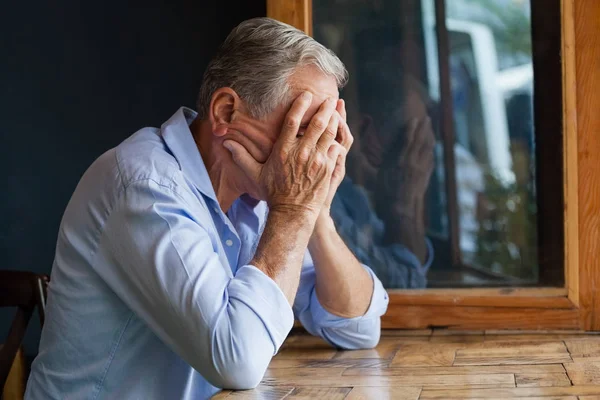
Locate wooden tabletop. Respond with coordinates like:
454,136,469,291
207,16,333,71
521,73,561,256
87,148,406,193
213,330,600,399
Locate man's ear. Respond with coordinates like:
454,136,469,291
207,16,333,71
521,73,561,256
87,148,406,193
209,88,241,137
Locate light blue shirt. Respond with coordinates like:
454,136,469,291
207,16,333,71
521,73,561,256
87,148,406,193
26,107,389,400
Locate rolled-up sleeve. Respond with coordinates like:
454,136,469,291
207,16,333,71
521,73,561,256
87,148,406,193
292,251,389,350
95,179,293,390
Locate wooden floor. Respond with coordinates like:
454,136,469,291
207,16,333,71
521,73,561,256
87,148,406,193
213,330,600,399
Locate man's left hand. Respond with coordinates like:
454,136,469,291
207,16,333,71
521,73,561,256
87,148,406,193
319,99,353,218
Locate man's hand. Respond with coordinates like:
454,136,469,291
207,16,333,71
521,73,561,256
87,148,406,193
224,92,343,218
321,99,354,213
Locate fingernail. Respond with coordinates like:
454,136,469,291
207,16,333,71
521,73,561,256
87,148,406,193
302,91,312,101
223,141,233,152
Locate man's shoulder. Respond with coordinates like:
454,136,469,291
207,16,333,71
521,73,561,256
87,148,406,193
114,127,183,191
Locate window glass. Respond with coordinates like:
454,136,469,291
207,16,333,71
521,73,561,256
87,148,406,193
314,0,543,288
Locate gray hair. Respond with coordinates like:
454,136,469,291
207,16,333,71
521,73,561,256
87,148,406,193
197,17,348,120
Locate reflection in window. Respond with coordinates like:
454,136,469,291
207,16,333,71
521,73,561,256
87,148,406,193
314,0,545,288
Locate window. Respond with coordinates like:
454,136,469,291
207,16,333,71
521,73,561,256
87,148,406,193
312,0,563,288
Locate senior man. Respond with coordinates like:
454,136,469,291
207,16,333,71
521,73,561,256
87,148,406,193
26,17,389,400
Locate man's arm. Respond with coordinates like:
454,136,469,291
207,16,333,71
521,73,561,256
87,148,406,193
99,181,293,390
308,215,374,318
292,241,389,350
286,101,388,349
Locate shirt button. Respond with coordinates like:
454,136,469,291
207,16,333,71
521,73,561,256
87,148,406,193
225,239,233,247
214,207,220,213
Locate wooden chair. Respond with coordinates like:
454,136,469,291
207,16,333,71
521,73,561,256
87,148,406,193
0,271,49,393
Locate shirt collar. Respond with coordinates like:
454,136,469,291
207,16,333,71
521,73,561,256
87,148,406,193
161,107,218,203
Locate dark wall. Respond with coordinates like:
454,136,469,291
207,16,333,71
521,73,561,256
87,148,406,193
1,0,265,355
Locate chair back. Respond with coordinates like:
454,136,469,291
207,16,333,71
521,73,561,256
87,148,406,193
0,271,48,391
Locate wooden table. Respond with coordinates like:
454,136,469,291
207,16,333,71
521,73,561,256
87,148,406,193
214,330,600,399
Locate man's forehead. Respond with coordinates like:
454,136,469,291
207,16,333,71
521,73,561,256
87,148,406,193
290,85,339,101
288,65,340,100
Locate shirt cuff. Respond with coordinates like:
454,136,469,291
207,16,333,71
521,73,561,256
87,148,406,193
308,265,389,329
228,264,294,354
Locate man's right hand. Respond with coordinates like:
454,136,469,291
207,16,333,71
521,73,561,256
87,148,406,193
224,92,343,218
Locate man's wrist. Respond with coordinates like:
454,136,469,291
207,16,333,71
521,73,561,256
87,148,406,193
269,204,320,225
252,207,317,279
308,211,336,252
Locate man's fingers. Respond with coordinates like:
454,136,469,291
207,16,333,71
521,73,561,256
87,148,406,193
336,114,354,151
327,141,347,166
332,150,346,182
279,91,313,147
302,98,337,148
223,140,261,181
336,99,347,121
316,112,340,152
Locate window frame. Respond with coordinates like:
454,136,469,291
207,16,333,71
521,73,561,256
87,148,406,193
267,0,600,330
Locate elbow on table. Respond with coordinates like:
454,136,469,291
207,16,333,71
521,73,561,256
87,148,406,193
205,360,267,390
211,367,265,390
203,346,271,390
326,318,382,350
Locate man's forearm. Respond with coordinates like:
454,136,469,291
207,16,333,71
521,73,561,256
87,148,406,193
251,208,317,305
308,214,373,318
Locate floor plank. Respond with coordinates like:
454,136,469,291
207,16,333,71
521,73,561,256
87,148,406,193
419,386,600,399
332,339,404,360
345,386,421,400
268,358,389,369
273,348,337,360
454,354,573,366
564,360,600,385
285,387,350,399
211,386,294,399
514,372,571,387
262,373,515,389
391,343,457,366
423,397,577,400
264,368,345,379
343,364,565,376
454,341,572,366
564,338,600,358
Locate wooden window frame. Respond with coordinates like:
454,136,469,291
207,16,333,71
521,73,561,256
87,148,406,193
267,0,600,331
